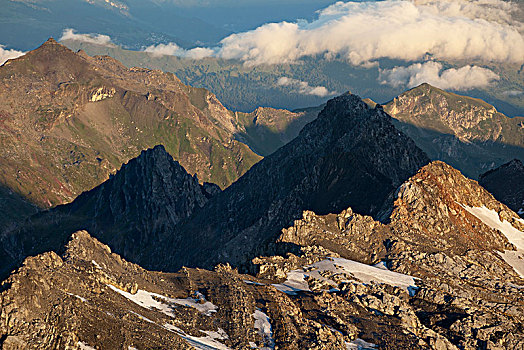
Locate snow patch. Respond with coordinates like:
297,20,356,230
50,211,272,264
346,338,377,349
163,323,231,350
273,257,417,295
172,291,218,316
67,292,87,302
108,285,217,317
253,309,275,349
498,251,524,279
91,260,102,269
128,310,155,324
244,280,265,286
77,341,96,350
462,205,524,250
462,205,524,279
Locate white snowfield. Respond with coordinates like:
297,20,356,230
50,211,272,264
462,205,524,278
109,285,228,349
163,323,231,350
345,338,377,349
253,309,275,350
272,257,418,295
77,341,96,350
107,285,217,317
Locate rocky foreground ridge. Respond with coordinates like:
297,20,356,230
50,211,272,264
0,92,429,278
1,160,523,349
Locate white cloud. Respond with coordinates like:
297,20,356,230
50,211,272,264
59,28,116,47
379,61,499,90
211,0,524,66
502,90,524,97
143,42,214,59
0,45,25,65
277,77,336,97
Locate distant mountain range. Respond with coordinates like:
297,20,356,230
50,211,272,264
60,40,524,118
384,84,524,178
1,39,522,216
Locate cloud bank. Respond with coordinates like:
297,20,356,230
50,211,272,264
143,42,214,59
60,28,116,47
379,61,499,90
213,0,524,65
0,45,25,65
277,77,336,97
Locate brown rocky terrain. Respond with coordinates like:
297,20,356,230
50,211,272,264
0,38,261,208
253,161,524,349
0,92,429,279
2,160,523,349
384,83,524,178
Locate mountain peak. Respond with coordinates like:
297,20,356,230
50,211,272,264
43,37,59,45
169,92,430,270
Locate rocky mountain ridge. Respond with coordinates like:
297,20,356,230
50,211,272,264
384,83,524,178
0,38,261,208
1,159,523,349
0,92,429,281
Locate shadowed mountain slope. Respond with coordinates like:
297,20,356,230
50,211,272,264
479,159,524,217
1,93,429,279
165,93,430,271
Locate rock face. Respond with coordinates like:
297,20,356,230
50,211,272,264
384,83,524,178
0,38,261,208
0,145,218,279
254,161,524,349
1,92,429,279
169,92,430,271
2,161,523,349
479,159,524,217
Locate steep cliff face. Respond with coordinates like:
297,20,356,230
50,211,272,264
168,93,430,271
0,38,260,208
479,159,524,217
254,161,524,349
0,145,218,279
2,160,523,349
384,83,524,178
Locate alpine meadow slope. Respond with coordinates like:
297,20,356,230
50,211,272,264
0,38,261,208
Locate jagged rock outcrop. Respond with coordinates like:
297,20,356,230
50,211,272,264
479,159,524,217
0,145,218,279
384,83,524,178
167,92,430,271
0,38,260,207
254,161,524,349
4,158,523,349
0,231,359,349
1,92,429,278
